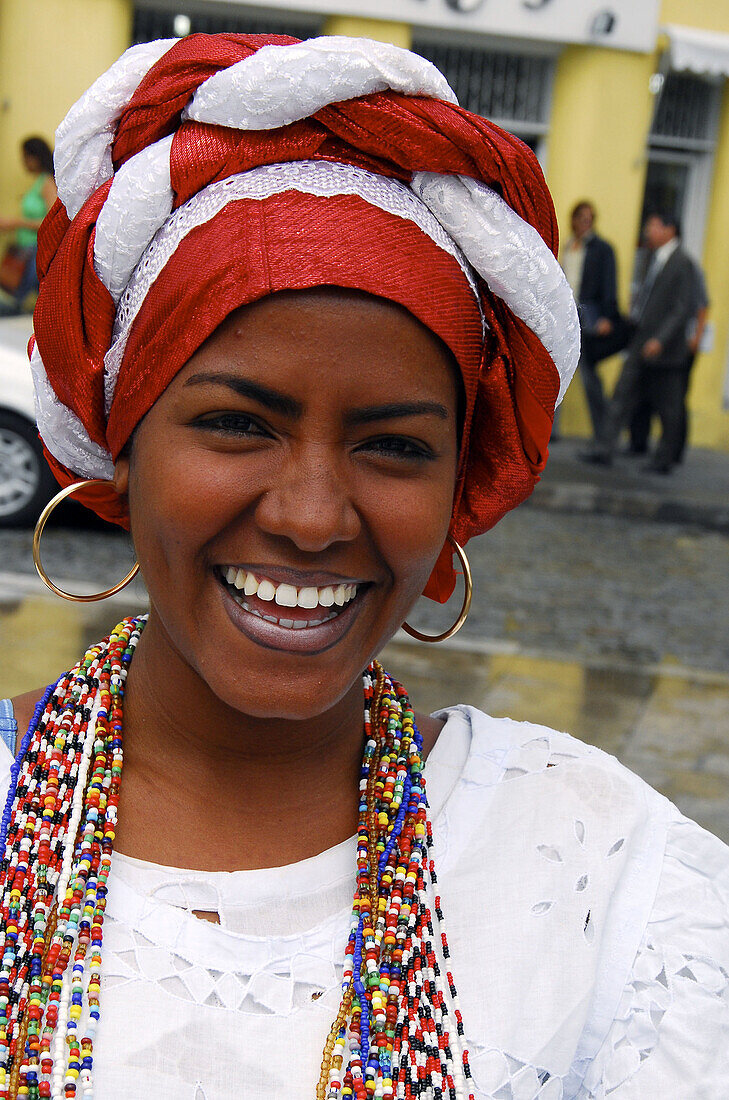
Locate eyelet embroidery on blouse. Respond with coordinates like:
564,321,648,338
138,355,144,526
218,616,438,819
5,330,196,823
577,934,729,1098
497,734,626,949
501,736,583,782
468,1042,562,1099
103,924,341,1016
467,932,729,1100
72,718,727,1096
531,820,626,945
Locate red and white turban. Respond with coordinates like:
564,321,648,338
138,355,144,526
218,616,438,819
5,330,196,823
31,33,579,600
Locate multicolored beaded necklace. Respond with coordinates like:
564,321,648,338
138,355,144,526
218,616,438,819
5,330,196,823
0,616,473,1100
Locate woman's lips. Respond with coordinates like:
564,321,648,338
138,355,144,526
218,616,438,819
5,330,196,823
216,567,369,653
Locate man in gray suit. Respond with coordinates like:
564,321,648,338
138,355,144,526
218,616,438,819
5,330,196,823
583,211,698,472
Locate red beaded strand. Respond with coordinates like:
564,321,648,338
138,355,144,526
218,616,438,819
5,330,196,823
320,665,474,1100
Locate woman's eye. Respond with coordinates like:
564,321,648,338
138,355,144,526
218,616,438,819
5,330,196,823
193,412,270,438
358,436,434,461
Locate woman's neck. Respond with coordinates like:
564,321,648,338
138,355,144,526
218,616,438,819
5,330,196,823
114,613,368,871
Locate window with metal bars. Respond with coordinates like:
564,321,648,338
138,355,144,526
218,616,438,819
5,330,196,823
412,38,553,138
650,72,719,151
132,5,321,45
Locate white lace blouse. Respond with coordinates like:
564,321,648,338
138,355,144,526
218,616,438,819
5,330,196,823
1,706,727,1098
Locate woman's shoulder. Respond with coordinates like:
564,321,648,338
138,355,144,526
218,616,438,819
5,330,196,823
437,703,729,960
435,703,729,889
435,707,729,1092
0,697,17,757
439,703,678,811
0,690,46,756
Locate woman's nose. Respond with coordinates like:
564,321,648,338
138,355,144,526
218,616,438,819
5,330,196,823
254,446,361,552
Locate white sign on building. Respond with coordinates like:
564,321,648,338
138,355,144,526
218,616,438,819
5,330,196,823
200,0,660,53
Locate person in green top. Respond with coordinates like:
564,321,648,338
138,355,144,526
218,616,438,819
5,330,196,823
0,135,57,312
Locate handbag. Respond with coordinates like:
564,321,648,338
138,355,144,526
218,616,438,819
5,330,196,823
0,244,26,294
582,314,635,363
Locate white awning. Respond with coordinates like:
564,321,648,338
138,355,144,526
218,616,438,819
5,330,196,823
663,24,729,79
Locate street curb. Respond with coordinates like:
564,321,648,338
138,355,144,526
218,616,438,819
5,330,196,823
526,482,729,534
0,569,148,604
388,632,729,688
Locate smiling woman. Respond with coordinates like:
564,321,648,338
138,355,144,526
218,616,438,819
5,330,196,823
2,31,728,1100
117,291,460,719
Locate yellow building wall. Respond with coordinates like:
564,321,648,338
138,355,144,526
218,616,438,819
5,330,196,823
328,4,729,450
322,16,411,48
661,0,729,34
0,0,132,225
546,45,656,436
692,81,729,449
547,0,729,446
661,0,729,450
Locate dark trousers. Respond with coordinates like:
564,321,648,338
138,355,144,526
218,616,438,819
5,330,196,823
604,354,686,468
629,355,694,463
603,352,643,454
579,354,608,443
628,400,651,454
642,369,686,468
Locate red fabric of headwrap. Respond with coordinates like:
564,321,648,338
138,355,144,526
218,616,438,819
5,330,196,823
107,193,483,462
34,33,563,602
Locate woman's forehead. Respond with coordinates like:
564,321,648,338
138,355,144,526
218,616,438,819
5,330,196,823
173,288,461,406
204,287,450,344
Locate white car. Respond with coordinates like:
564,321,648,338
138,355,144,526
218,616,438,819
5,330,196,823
0,316,56,525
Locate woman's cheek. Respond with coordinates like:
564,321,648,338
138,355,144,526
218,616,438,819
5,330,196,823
141,448,240,535
366,485,452,590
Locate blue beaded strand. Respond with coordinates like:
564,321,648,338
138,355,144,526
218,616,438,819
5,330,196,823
0,679,59,854
353,912,370,1065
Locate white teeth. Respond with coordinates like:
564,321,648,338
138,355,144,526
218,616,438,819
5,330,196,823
236,594,337,629
257,580,275,602
223,568,359,609
298,586,319,609
275,583,298,607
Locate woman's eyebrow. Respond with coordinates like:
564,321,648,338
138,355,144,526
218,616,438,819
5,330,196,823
183,377,448,426
345,401,449,427
183,371,303,418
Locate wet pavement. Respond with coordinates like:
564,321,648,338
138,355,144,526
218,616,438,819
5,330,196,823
1,505,728,842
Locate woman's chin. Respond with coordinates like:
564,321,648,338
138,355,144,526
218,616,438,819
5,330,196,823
175,579,390,720
199,658,366,722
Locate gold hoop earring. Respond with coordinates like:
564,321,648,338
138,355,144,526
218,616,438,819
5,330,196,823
33,478,139,602
402,536,472,644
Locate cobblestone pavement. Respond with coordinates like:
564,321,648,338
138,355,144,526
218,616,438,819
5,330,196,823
1,508,728,840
